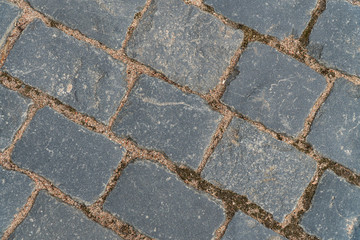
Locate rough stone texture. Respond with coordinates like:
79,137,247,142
222,42,325,137
204,0,316,39
27,0,146,50
301,171,360,240
9,190,123,240
104,160,224,240
11,107,125,204
308,0,360,77
0,85,31,151
0,0,20,48
308,79,360,174
2,20,127,124
112,75,221,168
0,168,33,235
202,118,317,221
126,0,244,93
223,211,286,240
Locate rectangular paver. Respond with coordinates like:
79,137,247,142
126,0,244,93
11,107,125,203
26,0,146,49
2,20,127,124
202,117,317,222
104,160,225,240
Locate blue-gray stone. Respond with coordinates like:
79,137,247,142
202,118,316,222
0,0,20,48
104,160,224,240
0,168,33,235
0,85,31,151
126,0,243,93
112,75,221,169
204,0,316,39
223,211,286,240
2,20,127,124
9,190,123,240
308,79,360,174
11,107,125,203
308,0,360,76
26,0,146,49
301,171,360,240
222,42,326,137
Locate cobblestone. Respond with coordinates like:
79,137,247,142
112,75,221,169
26,0,146,50
223,211,286,240
0,0,20,48
222,42,326,137
308,78,360,174
204,0,316,39
0,168,33,235
301,171,360,240
0,85,31,151
307,0,360,76
104,160,224,240
11,107,125,203
126,0,244,93
2,20,127,124
9,190,123,239
202,118,317,221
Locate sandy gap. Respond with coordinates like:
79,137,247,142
281,165,326,227
297,76,336,141
1,188,40,240
299,0,327,46
327,161,360,187
91,152,133,208
213,211,235,240
107,64,141,130
196,113,233,174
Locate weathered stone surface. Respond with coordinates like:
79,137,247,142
222,42,325,137
308,78,360,174
112,75,221,168
9,190,123,239
104,160,224,240
0,168,33,235
11,107,125,203
2,20,127,124
204,0,316,39
0,85,31,151
202,118,316,221
301,171,360,240
308,0,360,76
223,211,286,240
27,0,146,49
126,0,243,93
0,0,20,48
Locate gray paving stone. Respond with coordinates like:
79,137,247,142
308,78,360,174
0,0,20,48
308,0,360,77
26,0,146,50
0,168,33,235
301,171,360,240
2,20,127,124
11,107,125,203
104,160,224,240
126,0,243,93
222,42,326,137
9,190,122,240
202,118,317,222
223,211,286,240
112,75,221,168
204,0,316,39
0,85,31,151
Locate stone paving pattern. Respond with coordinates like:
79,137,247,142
1,0,360,239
